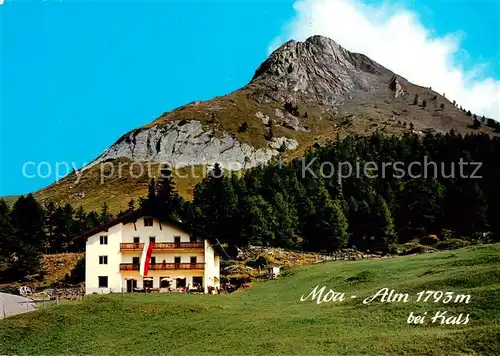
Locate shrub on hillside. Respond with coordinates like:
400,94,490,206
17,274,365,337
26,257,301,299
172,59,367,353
246,256,269,269
435,239,471,250
0,285,20,295
400,242,437,255
279,269,295,278
70,257,85,284
239,121,249,133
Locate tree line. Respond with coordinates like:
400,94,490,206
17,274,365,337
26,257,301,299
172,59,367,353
187,131,500,252
0,197,121,280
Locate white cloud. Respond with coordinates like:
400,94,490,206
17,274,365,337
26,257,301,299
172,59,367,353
270,0,499,120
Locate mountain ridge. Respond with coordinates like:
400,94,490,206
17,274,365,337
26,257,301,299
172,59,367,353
22,35,500,212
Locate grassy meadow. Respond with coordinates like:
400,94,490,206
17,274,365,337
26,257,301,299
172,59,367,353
1,244,499,355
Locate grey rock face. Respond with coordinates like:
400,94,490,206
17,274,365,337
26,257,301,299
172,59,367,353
390,76,405,98
250,35,393,106
90,121,291,170
269,137,299,151
255,111,270,125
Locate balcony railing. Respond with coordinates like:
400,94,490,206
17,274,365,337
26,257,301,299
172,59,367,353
120,242,204,252
154,242,204,250
120,243,144,251
120,263,205,271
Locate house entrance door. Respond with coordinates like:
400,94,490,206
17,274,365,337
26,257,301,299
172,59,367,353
126,279,137,292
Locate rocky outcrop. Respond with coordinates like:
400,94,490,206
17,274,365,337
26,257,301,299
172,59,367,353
250,35,393,106
390,76,405,98
269,137,299,151
91,120,296,170
255,111,270,125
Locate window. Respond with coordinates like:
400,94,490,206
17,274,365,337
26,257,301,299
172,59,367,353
176,277,186,288
98,276,108,288
143,278,153,289
174,236,181,245
160,277,171,288
144,217,153,227
189,235,197,243
99,236,108,245
99,256,108,265
150,257,156,265
149,236,156,243
192,276,203,288
174,256,181,264
133,237,140,243
190,256,197,264
132,257,140,265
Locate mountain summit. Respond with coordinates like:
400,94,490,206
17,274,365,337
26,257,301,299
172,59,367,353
250,36,392,106
34,35,499,211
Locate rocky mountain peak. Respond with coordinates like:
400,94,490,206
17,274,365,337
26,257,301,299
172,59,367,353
250,35,393,106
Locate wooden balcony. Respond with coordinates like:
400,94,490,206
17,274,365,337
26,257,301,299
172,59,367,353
120,243,144,251
154,242,204,250
120,263,205,271
120,242,204,252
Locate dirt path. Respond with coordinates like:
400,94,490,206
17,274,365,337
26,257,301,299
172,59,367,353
0,292,36,318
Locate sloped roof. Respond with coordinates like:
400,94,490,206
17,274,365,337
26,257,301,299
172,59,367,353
72,209,221,252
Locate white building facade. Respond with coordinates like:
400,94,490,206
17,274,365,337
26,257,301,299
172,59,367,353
76,212,220,294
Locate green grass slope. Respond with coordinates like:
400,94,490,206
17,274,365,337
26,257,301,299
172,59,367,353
1,244,499,355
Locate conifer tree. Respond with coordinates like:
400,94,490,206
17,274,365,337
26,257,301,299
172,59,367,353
272,192,298,248
9,194,45,278
128,199,135,212
306,185,348,251
98,202,113,224
0,199,14,268
193,164,239,244
155,165,183,219
374,195,396,246
86,211,101,229
141,178,157,213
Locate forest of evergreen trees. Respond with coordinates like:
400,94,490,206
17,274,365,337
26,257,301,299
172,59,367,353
188,131,500,252
1,131,499,281
0,196,119,280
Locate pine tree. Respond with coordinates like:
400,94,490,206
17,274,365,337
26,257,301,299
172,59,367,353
43,201,57,253
72,206,89,251
374,195,396,247
99,202,113,224
9,194,45,278
272,192,298,248
193,164,239,244
51,203,74,253
128,199,135,211
0,199,14,269
329,199,349,249
86,211,100,228
240,195,275,246
155,165,183,219
473,184,488,233
140,178,157,213
306,185,348,251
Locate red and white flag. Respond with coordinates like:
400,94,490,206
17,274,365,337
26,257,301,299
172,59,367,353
139,241,154,276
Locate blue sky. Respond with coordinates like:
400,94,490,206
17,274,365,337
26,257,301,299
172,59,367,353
0,0,499,196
